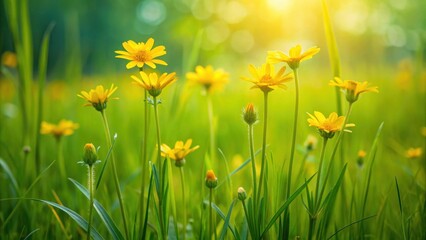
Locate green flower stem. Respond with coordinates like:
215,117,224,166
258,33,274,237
179,167,187,240
56,137,65,179
100,111,129,240
258,91,269,197
138,89,149,236
317,103,353,205
152,96,166,239
87,165,94,240
287,68,300,198
207,94,216,165
314,137,328,207
248,124,258,215
153,96,162,173
209,188,215,240
308,215,316,240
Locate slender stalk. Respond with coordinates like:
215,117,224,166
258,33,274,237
317,103,353,205
248,124,258,213
152,96,166,239
209,188,215,240
87,165,94,240
153,96,162,172
100,111,129,240
308,215,316,240
314,137,328,206
180,167,187,240
287,68,300,198
207,94,216,165
138,89,149,237
56,137,65,179
258,92,269,196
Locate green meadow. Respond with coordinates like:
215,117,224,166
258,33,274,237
0,0,425,239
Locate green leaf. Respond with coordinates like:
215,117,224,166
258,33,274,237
260,173,316,238
31,198,103,240
219,199,237,240
69,178,124,240
23,228,40,240
96,134,118,189
35,22,55,173
0,158,20,196
211,202,238,239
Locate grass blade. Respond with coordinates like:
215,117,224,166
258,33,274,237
69,178,125,240
211,202,237,238
96,133,118,189
395,177,407,240
31,198,103,240
0,158,20,195
326,215,376,240
219,199,237,240
35,22,55,174
260,173,316,238
1,160,55,229
321,0,342,114
23,228,39,240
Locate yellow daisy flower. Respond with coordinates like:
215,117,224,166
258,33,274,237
242,63,293,93
115,38,167,69
268,44,320,69
78,84,118,112
40,119,79,140
329,77,378,103
161,139,199,167
131,71,176,97
307,111,355,139
186,65,229,93
406,147,422,159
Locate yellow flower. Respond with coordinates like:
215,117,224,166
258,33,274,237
186,65,229,93
41,119,79,140
161,139,199,167
406,147,422,159
131,71,176,97
358,150,367,158
267,44,320,69
329,77,378,103
115,38,167,69
205,169,218,188
1,51,17,68
78,84,118,112
242,63,293,93
307,111,355,139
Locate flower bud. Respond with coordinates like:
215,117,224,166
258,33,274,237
205,170,218,189
243,103,258,125
304,134,318,152
357,150,366,167
237,187,247,201
83,143,98,166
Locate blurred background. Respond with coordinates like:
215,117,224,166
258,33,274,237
1,0,425,78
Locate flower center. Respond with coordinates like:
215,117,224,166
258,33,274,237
135,50,150,62
260,75,272,83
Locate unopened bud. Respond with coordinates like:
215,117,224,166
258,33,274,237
243,103,258,125
83,143,98,166
205,170,218,189
237,187,247,201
